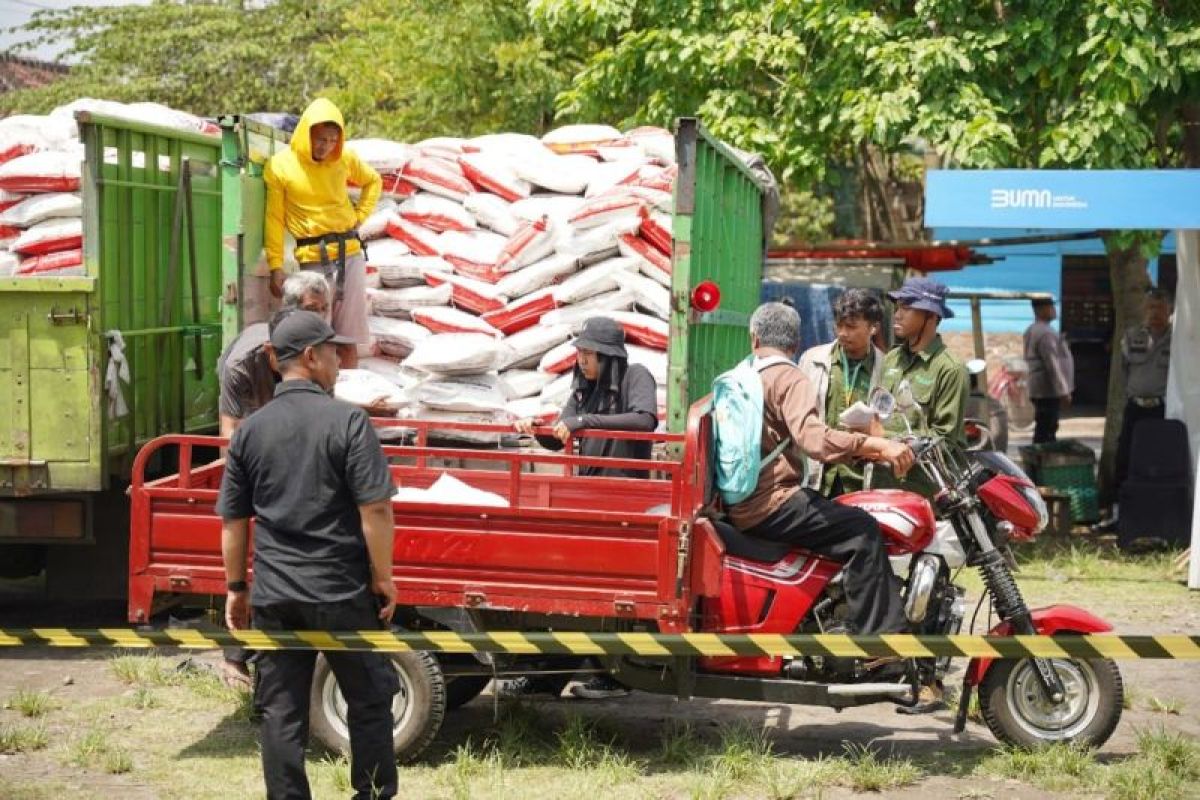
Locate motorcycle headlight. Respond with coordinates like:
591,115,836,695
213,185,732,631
1017,485,1049,534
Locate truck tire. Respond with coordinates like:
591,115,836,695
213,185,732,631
445,675,492,710
978,656,1123,748
309,651,446,762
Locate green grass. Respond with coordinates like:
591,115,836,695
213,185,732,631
1147,696,1185,715
4,689,57,718
0,722,48,754
108,652,181,687
978,742,1096,792
67,728,135,774
841,742,922,792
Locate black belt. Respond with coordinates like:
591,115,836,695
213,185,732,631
295,229,364,300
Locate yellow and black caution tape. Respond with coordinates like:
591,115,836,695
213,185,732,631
0,629,1198,660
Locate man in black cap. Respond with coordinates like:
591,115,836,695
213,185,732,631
1024,296,1074,444
875,277,969,496
218,310,400,800
512,316,658,699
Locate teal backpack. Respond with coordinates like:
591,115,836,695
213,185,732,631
711,355,795,506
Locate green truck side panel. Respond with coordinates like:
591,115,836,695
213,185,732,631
0,114,224,497
666,118,768,433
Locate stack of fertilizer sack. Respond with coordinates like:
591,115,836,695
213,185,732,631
0,100,219,278
333,124,675,441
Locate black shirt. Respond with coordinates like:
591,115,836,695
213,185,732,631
216,379,396,605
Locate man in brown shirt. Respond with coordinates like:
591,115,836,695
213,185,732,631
730,302,914,637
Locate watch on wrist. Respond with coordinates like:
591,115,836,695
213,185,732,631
227,580,248,592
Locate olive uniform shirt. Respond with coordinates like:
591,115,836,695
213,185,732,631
871,335,969,497
820,344,875,495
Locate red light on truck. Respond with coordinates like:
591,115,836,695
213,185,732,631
691,281,721,313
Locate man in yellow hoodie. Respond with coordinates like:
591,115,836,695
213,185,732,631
265,98,381,368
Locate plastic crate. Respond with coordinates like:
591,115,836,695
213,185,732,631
1018,440,1100,523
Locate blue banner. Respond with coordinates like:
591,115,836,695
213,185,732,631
925,170,1200,229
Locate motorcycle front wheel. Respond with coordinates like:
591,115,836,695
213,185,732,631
979,656,1123,748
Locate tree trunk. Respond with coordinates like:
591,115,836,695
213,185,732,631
1097,233,1153,506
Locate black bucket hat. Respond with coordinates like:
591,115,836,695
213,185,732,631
573,316,627,359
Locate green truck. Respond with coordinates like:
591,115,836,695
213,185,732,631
1,114,768,600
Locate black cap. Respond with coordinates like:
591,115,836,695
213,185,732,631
269,310,354,361
1031,296,1056,308
573,316,627,359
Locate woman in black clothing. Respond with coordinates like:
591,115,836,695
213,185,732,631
512,316,659,698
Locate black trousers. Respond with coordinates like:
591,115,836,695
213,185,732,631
746,489,907,635
1112,399,1165,506
1032,397,1060,444
253,595,399,800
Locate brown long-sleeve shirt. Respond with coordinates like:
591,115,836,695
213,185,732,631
728,359,868,530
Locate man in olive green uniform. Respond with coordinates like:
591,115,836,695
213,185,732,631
800,289,887,496
872,277,969,499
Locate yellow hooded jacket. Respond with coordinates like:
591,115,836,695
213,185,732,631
263,98,382,271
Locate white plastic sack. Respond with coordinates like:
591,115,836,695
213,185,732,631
10,217,83,256
368,316,432,358
539,341,578,374
605,310,670,350
500,323,572,370
348,139,415,173
334,368,409,414
468,133,548,159
386,215,442,256
552,257,639,305
359,356,424,391
458,151,531,202
585,161,643,198
399,407,507,444
424,270,509,314
401,156,474,201
359,198,399,240
497,216,556,272
0,192,82,228
628,344,668,386
399,194,476,232
505,396,560,423
404,333,502,376
374,254,452,289
415,374,508,413
627,126,676,165
371,284,452,316
540,289,638,331
540,372,575,406
0,250,19,277
513,153,599,195
619,233,672,286
410,305,500,336
394,472,509,507
511,195,586,225
498,369,556,400
569,193,645,230
415,137,468,160
554,217,640,260
437,229,507,269
613,270,671,320
0,150,82,194
494,253,579,299
52,99,217,136
0,114,77,164
542,124,623,155
463,192,519,237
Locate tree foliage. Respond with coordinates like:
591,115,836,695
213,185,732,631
0,0,349,117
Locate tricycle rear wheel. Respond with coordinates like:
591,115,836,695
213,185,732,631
979,656,1122,748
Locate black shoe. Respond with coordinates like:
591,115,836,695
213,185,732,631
896,682,947,715
1091,515,1118,534
570,675,630,700
498,676,563,699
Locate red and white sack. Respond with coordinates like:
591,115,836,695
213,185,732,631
15,248,84,277
493,253,578,300
401,156,474,201
585,161,643,198
414,374,508,414
458,152,531,202
619,233,672,286
436,229,506,268
0,114,77,164
11,218,83,256
554,217,640,261
424,270,508,314
499,323,573,370
372,252,451,289
368,316,433,359
542,124,623,156
358,198,399,240
538,340,578,374
463,193,519,237
630,163,677,194
505,396,560,424
498,369,557,400
540,289,637,331
359,357,424,392
0,150,82,193
628,344,668,386
469,133,548,158
415,137,468,160
404,333,502,376
380,173,418,199
511,195,585,225
513,153,598,195
334,368,410,415
371,284,453,316
482,287,558,335
410,305,501,336
603,184,673,213
552,256,639,305
640,210,672,255
399,194,476,232
569,193,645,230
348,139,415,173
0,192,82,228
596,139,646,163
54,99,217,136
605,311,670,350
0,188,25,213
385,215,441,256
613,270,670,320
626,126,676,165
496,215,556,272
0,250,19,277
540,372,575,406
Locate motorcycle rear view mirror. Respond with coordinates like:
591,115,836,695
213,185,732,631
894,379,917,411
869,387,896,421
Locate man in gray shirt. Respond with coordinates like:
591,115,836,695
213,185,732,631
1023,297,1074,444
218,272,331,438
1103,287,1174,526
